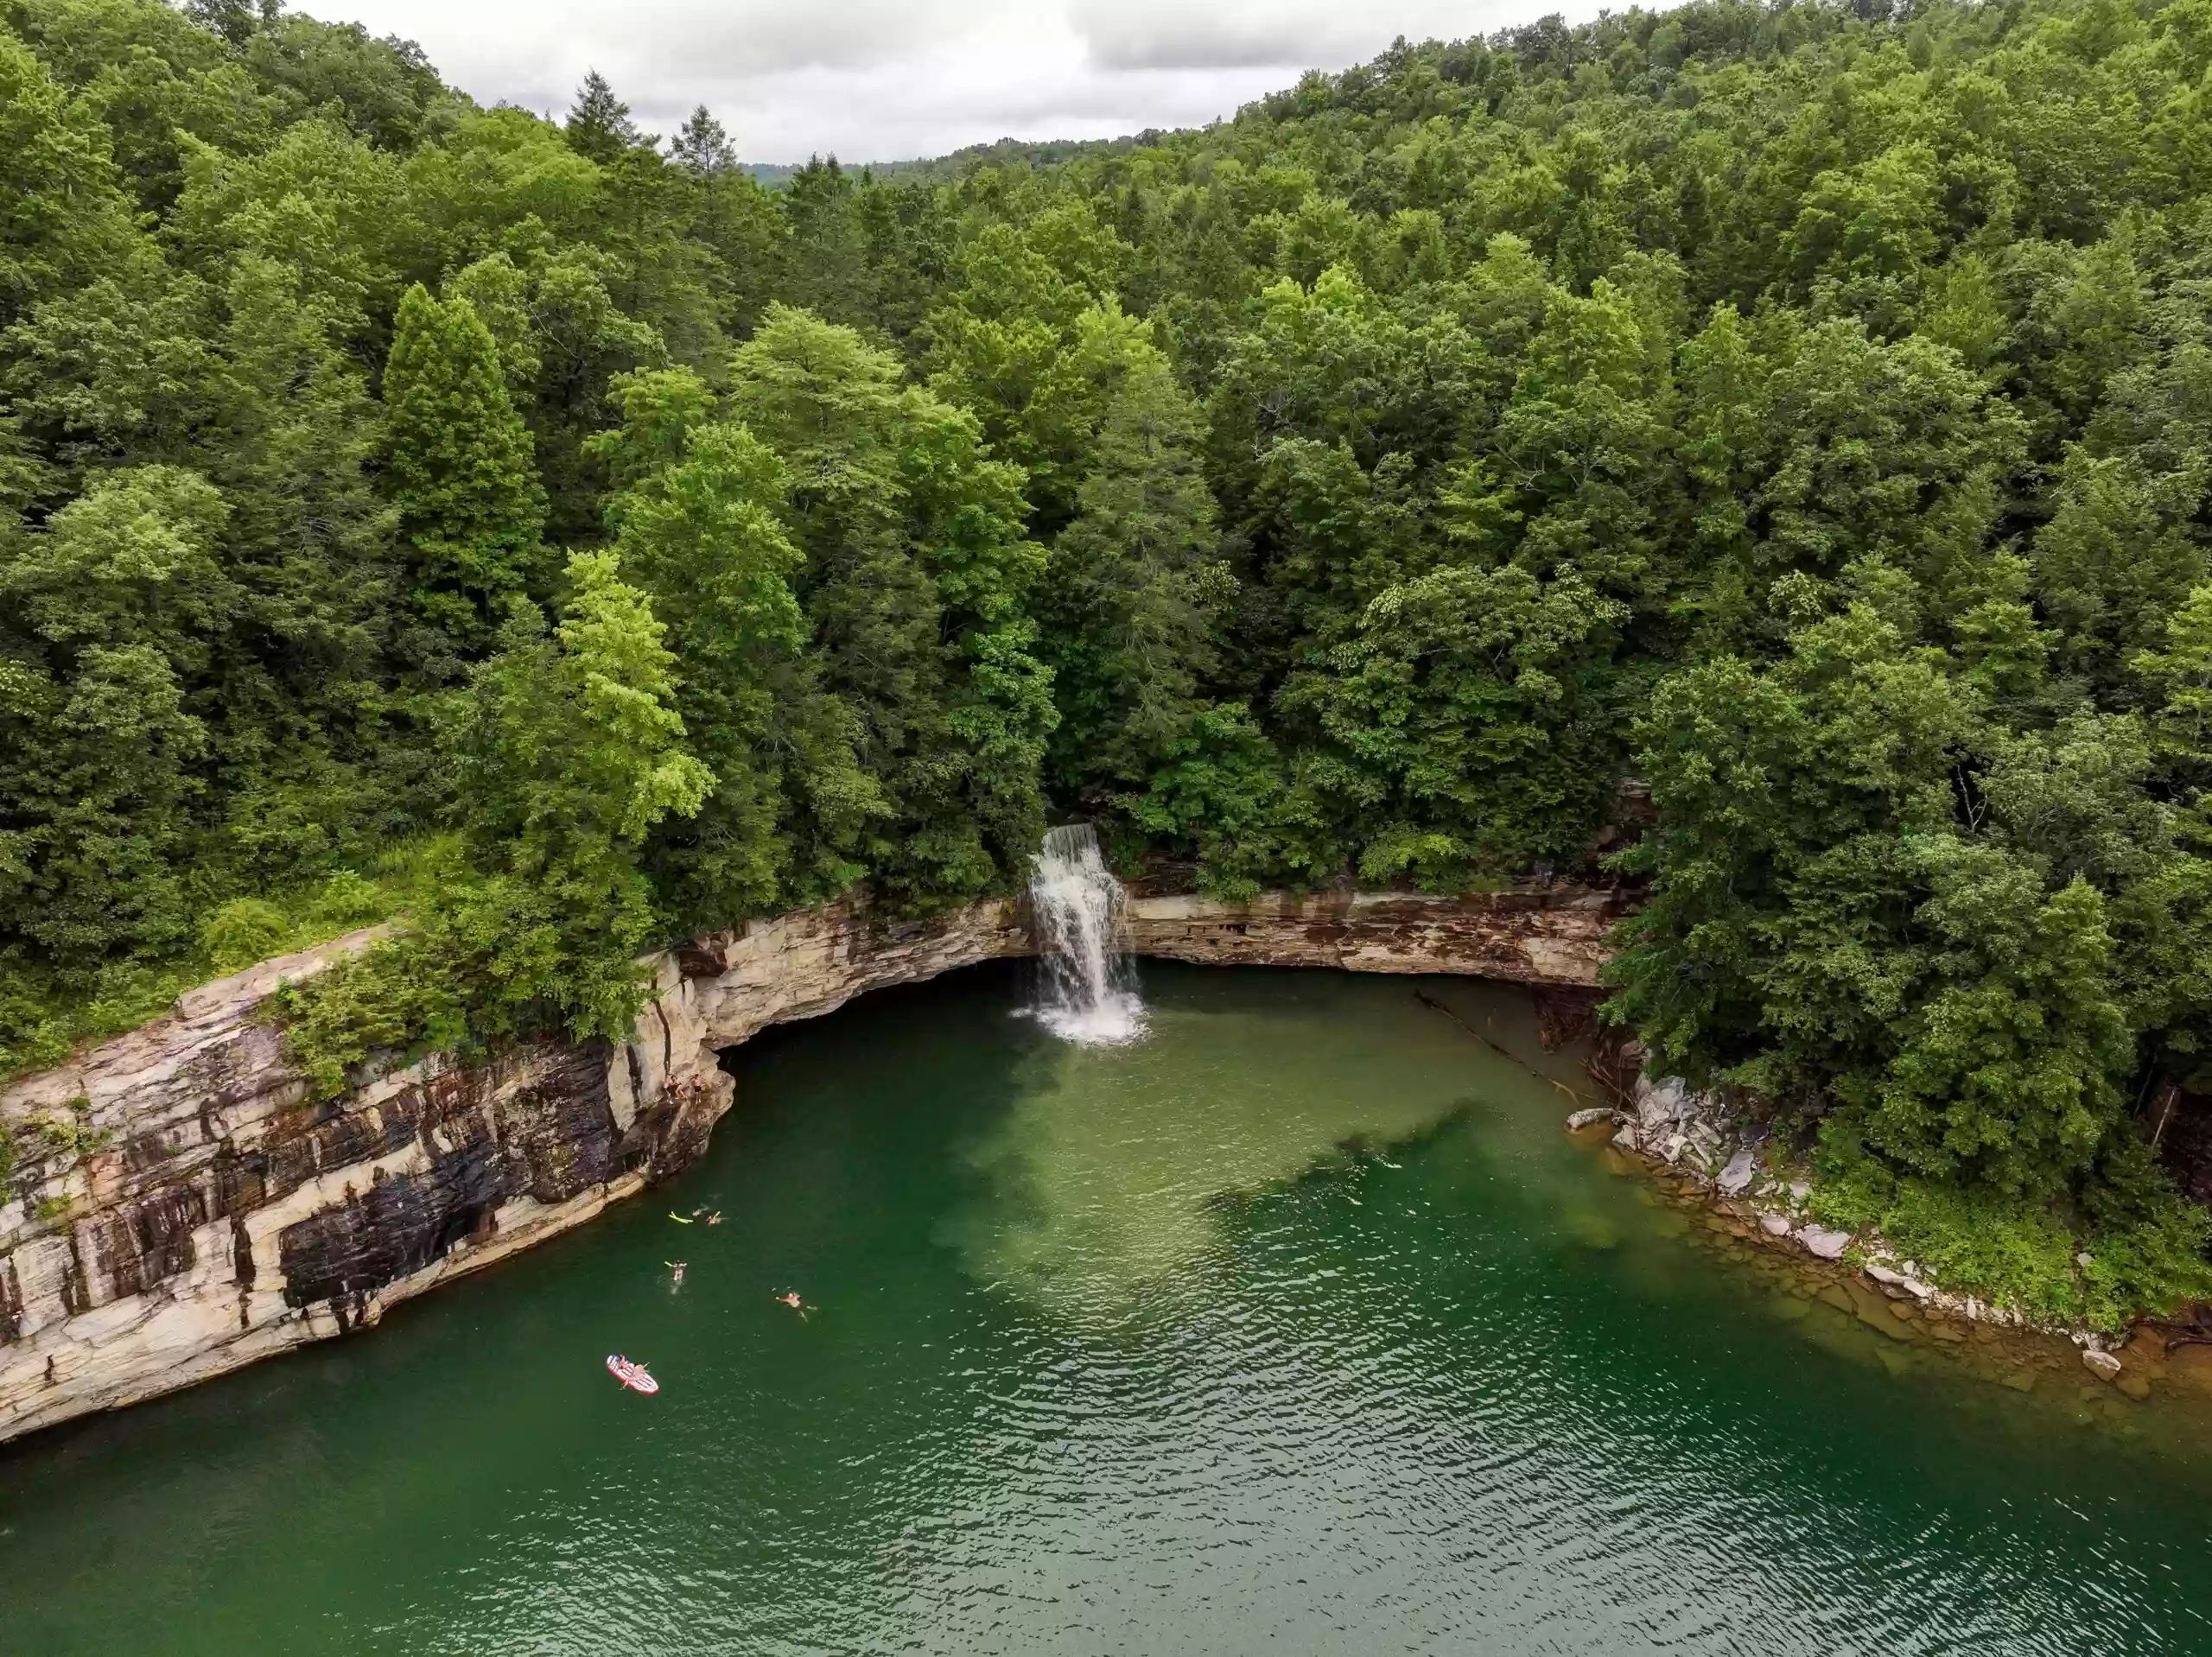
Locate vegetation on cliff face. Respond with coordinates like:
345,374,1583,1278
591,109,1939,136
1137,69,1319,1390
5,0,2212,1311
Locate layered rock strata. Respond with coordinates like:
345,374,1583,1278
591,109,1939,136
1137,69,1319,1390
0,885,1621,1443
1124,887,1625,984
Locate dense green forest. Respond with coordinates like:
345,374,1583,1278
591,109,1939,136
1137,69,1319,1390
5,0,2212,1317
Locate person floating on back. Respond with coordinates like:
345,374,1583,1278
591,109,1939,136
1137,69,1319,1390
774,1290,811,1320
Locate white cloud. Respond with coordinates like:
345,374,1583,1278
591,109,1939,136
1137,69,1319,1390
300,0,1610,163
1066,0,1498,73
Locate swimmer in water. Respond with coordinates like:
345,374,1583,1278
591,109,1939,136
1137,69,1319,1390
705,1210,722,1226
773,1290,810,1320
667,1260,686,1285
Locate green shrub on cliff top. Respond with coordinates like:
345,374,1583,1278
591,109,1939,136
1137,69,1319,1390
280,549,707,1095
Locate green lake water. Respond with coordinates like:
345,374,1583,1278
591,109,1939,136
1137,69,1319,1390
4,961,2212,1654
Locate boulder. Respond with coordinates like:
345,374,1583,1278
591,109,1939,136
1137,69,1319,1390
1633,1074,1693,1132
1865,1263,1935,1301
1717,1146,1758,1197
1566,1106,1621,1132
1759,1213,1793,1237
2082,1349,2122,1382
1796,1224,1853,1260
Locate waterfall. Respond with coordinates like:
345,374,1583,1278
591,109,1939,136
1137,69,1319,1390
1026,823,1145,1045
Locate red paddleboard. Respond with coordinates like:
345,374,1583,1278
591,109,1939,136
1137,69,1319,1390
606,1354,660,1395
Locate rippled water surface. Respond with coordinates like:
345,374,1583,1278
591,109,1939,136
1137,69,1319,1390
6,962,2212,1654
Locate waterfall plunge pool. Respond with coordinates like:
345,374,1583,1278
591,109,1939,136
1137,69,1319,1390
4,962,2212,1654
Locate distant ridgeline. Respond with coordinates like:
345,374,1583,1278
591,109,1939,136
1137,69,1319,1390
747,134,1174,191
4,0,2212,1316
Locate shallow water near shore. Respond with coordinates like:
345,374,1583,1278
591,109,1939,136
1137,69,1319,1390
4,961,2212,1654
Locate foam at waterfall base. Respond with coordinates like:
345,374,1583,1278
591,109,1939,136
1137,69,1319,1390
1025,990,1147,1046
1026,822,1146,1045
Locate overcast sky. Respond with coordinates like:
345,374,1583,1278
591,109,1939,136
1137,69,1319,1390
296,0,1611,165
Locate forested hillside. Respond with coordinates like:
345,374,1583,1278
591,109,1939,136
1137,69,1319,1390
5,0,2212,1316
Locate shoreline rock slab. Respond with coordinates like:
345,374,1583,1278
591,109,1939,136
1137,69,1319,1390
1796,1225,1854,1261
1717,1146,1758,1197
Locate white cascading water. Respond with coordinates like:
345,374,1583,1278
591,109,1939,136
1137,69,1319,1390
1027,823,1145,1045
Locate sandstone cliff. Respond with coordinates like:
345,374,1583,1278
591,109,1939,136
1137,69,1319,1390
0,886,1623,1443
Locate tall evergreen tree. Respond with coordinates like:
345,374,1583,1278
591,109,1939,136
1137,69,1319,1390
381,283,546,662
670,105,736,177
1040,349,1230,797
563,69,641,163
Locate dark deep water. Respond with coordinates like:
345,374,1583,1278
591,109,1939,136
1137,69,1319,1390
4,961,2212,1654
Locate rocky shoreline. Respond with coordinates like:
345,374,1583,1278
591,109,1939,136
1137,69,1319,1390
1568,1066,2199,1409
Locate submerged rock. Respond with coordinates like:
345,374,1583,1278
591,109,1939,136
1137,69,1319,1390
1566,1106,1621,1132
2167,1345,2212,1395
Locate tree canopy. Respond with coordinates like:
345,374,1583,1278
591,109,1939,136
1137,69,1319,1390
7,0,2212,1316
